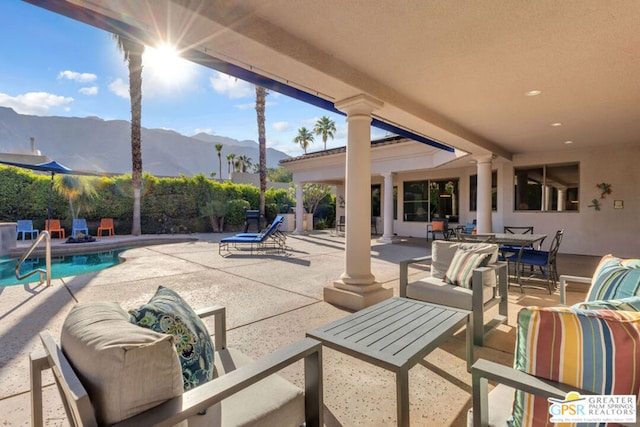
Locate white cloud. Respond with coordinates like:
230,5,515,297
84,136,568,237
58,70,97,83
79,86,98,95
235,100,276,110
272,121,290,132
0,91,73,115
209,72,253,99
194,128,214,135
109,78,129,99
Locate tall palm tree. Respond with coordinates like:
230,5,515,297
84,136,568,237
227,153,236,175
255,86,268,219
294,127,314,154
113,34,144,236
313,116,336,150
236,155,252,172
215,143,223,179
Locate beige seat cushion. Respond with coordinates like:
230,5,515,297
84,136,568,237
189,347,305,427
61,301,184,425
406,276,496,310
431,241,499,286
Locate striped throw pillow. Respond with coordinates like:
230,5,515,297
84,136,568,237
509,306,640,427
443,248,490,288
586,254,640,302
573,295,640,312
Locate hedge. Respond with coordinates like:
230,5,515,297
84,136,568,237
0,167,296,234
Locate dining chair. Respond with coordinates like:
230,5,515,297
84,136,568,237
97,218,115,237
45,219,65,239
428,219,450,241
71,218,89,237
507,229,564,293
16,220,39,241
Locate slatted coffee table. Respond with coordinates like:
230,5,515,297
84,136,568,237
307,297,472,427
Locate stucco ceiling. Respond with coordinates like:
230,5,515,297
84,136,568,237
31,0,640,159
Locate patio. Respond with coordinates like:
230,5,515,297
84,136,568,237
0,232,598,426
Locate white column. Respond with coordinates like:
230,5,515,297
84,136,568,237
324,94,393,310
294,181,305,234
542,185,552,212
379,172,395,243
475,154,493,233
557,187,566,212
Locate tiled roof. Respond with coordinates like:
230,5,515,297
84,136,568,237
280,135,410,164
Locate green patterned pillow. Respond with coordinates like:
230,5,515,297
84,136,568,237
573,295,640,312
129,286,215,391
444,248,490,288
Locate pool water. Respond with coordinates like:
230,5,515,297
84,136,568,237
0,250,125,287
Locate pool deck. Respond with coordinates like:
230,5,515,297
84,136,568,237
0,232,599,426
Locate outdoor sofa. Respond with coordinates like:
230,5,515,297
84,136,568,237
470,253,640,426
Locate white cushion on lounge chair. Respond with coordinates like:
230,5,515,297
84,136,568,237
406,276,496,310
60,301,183,425
188,347,305,427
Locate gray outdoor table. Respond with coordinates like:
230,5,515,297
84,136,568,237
307,297,472,427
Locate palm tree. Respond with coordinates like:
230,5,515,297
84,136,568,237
113,34,144,236
227,153,236,176
314,116,336,150
236,155,252,173
215,143,223,179
255,86,268,219
54,175,99,219
294,127,314,154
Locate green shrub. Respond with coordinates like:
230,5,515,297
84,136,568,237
225,199,251,227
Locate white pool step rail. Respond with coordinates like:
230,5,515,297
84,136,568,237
15,230,51,286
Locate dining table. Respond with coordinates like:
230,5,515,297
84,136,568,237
469,233,548,290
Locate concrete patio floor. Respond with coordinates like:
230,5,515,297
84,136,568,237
0,231,599,426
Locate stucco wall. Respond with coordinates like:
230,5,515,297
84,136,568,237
393,144,640,257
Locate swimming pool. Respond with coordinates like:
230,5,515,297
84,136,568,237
0,250,125,287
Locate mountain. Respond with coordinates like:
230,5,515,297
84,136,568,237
0,107,290,179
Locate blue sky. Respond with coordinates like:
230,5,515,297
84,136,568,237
0,1,388,157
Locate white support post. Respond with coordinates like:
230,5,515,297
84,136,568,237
475,154,493,233
379,172,395,243
294,181,305,234
324,94,393,310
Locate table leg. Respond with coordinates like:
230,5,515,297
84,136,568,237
466,314,474,372
397,367,410,426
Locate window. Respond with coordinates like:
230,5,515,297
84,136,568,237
371,184,381,217
470,171,498,211
514,163,579,211
403,179,459,222
393,186,398,220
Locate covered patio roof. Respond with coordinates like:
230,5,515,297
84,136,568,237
24,0,640,159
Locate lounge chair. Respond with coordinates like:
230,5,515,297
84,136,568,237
219,216,286,255
16,219,39,241
71,218,89,237
31,294,323,427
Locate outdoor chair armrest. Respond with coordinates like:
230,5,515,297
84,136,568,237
399,255,433,297
195,305,226,351
113,337,324,427
471,358,592,427
558,275,592,305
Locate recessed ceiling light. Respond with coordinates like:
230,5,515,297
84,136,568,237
551,122,563,127
525,90,542,96
564,140,574,144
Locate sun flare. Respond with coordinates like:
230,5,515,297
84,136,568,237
143,43,192,86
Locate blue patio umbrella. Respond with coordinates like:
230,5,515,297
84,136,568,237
0,159,96,222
